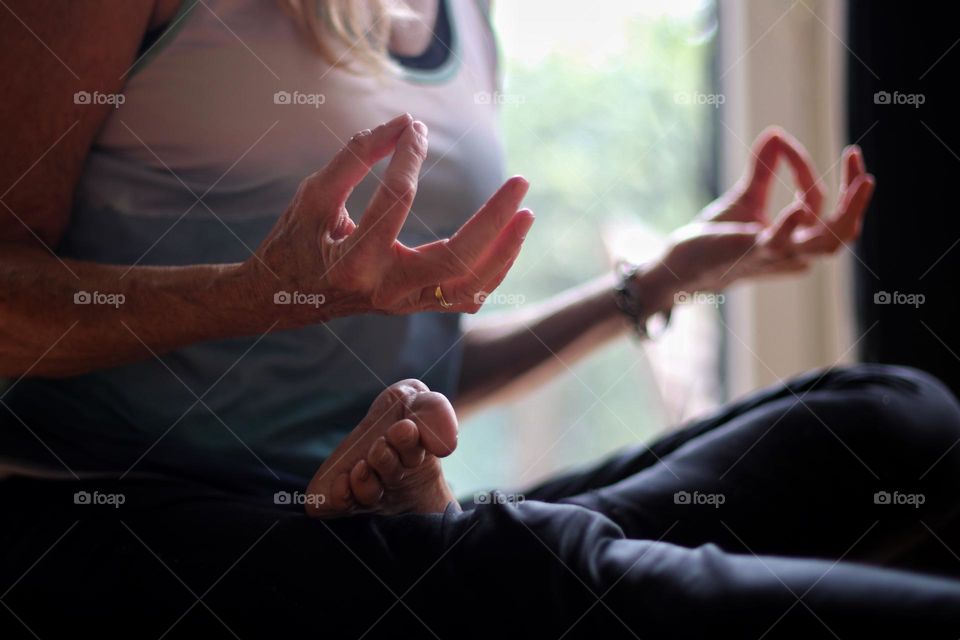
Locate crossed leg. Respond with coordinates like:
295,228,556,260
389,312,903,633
525,363,960,574
4,365,960,638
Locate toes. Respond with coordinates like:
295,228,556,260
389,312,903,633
385,420,426,468
305,471,352,517
367,380,431,423
368,436,408,482
408,391,459,457
331,471,353,509
395,378,430,394
349,459,383,507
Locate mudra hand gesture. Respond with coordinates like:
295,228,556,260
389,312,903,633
246,113,535,327
652,127,875,298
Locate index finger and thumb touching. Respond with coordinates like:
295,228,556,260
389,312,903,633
745,127,825,218
318,113,415,208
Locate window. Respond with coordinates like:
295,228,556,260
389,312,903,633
444,0,720,497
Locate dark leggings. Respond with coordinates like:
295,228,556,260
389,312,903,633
3,364,960,639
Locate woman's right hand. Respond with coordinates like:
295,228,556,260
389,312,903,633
244,113,535,328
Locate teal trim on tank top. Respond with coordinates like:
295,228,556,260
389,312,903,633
474,0,492,21
128,0,200,78
398,0,461,85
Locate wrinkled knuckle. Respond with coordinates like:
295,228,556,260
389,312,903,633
297,170,328,201
349,128,373,149
316,167,345,196
385,176,417,204
410,138,428,162
300,170,323,191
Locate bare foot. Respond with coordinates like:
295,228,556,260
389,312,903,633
304,379,460,518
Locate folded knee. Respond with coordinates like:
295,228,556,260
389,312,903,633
826,365,960,477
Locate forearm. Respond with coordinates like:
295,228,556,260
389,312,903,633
456,262,677,414
0,246,339,378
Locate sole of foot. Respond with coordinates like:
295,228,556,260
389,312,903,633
303,379,459,518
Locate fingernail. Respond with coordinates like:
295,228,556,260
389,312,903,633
412,120,428,136
340,474,353,502
517,210,535,239
386,113,412,128
357,460,369,480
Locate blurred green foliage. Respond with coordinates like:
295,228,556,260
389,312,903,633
445,4,717,497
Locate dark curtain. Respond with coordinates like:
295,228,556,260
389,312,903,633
848,0,960,397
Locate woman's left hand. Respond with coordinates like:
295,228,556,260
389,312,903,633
654,127,875,296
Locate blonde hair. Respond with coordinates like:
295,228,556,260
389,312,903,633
278,0,413,73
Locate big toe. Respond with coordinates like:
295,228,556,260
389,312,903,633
408,391,458,457
366,379,430,424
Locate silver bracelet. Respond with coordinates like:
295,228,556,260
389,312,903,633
612,262,671,339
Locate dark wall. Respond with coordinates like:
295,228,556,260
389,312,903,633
848,0,960,397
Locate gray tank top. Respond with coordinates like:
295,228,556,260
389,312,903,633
2,0,504,491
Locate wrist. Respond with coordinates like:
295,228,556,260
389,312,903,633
229,259,368,331
626,260,679,318
210,261,281,334
610,259,677,339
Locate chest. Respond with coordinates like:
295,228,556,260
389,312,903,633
93,0,504,234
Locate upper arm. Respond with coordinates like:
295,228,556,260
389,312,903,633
0,0,160,248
